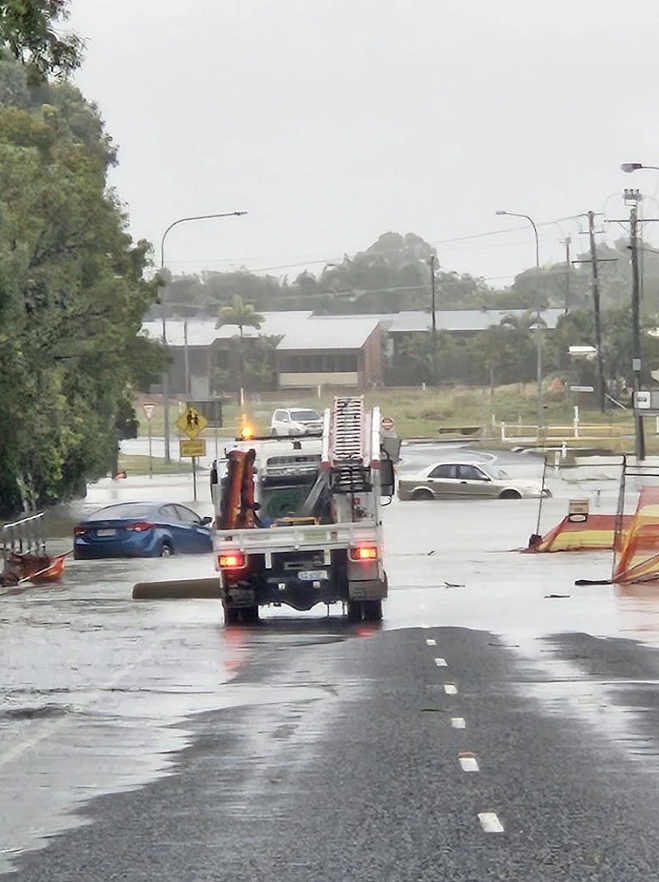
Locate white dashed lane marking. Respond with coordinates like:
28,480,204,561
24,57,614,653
451,717,466,729
434,657,447,667
458,752,479,772
478,812,504,833
426,638,436,646
444,683,458,695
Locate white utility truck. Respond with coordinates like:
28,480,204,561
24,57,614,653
213,397,396,624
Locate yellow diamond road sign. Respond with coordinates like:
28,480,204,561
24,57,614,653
176,405,208,440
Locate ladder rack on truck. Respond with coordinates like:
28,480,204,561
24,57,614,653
214,396,396,625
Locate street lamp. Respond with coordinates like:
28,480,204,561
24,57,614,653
160,211,247,463
495,209,544,428
621,163,659,173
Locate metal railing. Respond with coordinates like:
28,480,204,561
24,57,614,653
2,512,47,563
497,421,630,442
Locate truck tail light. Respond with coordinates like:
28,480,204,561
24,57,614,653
219,552,247,569
349,545,378,562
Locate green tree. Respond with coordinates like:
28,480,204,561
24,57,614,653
216,294,264,338
0,61,163,513
212,336,279,395
215,295,264,394
0,0,83,80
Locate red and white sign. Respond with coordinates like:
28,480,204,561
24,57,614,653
142,403,156,422
381,416,395,431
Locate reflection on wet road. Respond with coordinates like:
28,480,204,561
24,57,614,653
4,447,659,878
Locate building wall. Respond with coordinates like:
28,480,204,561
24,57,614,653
279,372,359,388
278,350,359,374
360,327,383,386
166,347,212,395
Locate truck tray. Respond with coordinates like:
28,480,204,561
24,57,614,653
213,520,380,555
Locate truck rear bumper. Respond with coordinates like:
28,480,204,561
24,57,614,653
222,575,388,609
222,573,348,612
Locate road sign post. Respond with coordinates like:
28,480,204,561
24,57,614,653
142,403,156,479
176,406,208,502
381,416,395,432
179,439,207,498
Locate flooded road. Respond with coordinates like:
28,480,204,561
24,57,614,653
4,446,659,879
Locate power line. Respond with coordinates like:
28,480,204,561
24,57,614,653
166,215,629,276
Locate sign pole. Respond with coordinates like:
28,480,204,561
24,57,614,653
142,403,156,478
214,399,219,460
192,456,197,502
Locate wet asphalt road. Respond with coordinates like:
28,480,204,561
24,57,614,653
4,446,659,879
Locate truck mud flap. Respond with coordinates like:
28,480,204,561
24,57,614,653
349,578,387,601
224,587,257,608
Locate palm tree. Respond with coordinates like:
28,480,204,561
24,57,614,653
216,296,265,395
216,295,264,338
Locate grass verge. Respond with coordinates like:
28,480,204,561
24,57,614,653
117,453,193,475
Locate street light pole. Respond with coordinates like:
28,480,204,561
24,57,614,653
160,211,247,463
429,254,438,385
628,194,646,461
496,210,543,427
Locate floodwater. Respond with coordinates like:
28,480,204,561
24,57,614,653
2,443,659,873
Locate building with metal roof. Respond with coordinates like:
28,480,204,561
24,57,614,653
276,317,382,389
387,308,565,335
142,307,565,395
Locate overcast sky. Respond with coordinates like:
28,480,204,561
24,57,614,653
68,0,659,287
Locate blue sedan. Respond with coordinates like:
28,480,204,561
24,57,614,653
73,501,213,559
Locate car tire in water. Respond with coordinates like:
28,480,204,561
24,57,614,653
412,489,434,501
160,541,174,556
499,489,522,500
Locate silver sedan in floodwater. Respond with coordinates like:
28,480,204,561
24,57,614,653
397,461,549,501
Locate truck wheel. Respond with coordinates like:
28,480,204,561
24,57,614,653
347,600,362,622
223,606,240,625
241,605,260,624
362,600,383,622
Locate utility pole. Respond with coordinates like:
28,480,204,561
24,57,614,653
562,234,571,313
183,319,191,399
604,192,659,461
587,211,606,413
429,254,438,385
629,193,646,460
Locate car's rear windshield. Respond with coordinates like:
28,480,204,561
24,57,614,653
290,410,321,421
87,503,153,521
